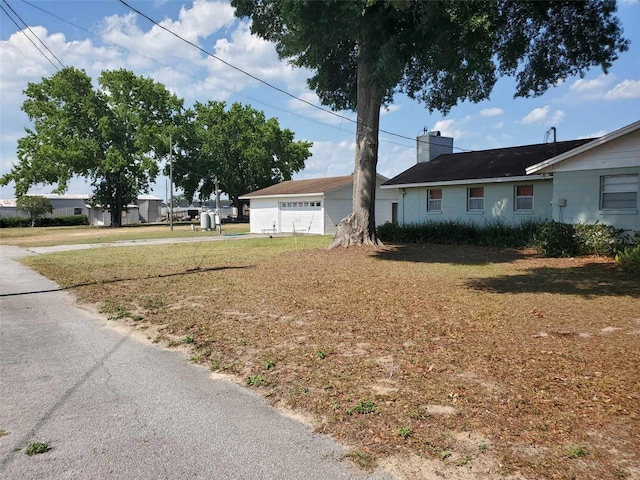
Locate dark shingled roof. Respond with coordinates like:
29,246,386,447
382,139,594,186
241,175,354,197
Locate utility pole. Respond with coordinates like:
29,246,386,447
169,134,174,232
215,176,221,212
215,176,221,234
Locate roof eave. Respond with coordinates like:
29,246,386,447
526,120,640,174
239,192,324,200
380,174,550,189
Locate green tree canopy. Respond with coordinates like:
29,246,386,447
1,67,183,227
16,195,53,227
172,101,312,210
232,0,629,246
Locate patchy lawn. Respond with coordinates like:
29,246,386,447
0,223,249,247
20,237,640,480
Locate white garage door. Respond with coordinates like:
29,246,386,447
279,200,323,234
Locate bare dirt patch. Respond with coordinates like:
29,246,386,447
22,240,640,479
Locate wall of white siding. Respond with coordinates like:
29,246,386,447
552,167,639,231
248,198,280,233
138,199,162,223
324,184,352,235
540,131,640,232
400,180,553,225
375,185,400,227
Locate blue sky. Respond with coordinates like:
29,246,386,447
1,0,639,201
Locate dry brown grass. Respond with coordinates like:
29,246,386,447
0,223,249,247
20,237,640,480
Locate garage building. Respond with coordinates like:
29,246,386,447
240,175,399,235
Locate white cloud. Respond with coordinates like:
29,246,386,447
550,110,565,124
294,140,354,179
479,107,504,117
493,121,504,129
569,74,614,100
431,119,467,139
377,144,415,179
521,106,549,124
604,80,640,100
100,1,235,54
570,75,611,93
577,130,607,140
520,106,564,125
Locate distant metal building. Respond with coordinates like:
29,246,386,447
0,193,161,226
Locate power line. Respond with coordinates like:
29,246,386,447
15,0,471,154
117,0,470,152
18,0,362,144
2,0,65,70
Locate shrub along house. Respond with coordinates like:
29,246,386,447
381,121,639,234
240,174,399,235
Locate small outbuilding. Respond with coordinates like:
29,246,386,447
240,175,400,235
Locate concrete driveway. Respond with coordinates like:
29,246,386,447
0,245,395,480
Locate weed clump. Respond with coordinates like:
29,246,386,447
25,442,52,456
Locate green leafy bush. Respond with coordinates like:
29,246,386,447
0,215,89,228
0,217,31,228
574,223,624,256
616,245,640,274
535,221,578,257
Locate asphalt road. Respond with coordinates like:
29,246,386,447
0,244,395,480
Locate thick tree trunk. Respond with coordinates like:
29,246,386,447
329,42,382,249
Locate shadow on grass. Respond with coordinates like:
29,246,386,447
0,265,254,298
373,243,527,265
466,262,639,298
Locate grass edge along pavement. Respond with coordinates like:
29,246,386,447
14,232,640,480
0,223,250,248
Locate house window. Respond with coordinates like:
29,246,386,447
515,185,534,210
467,187,484,211
73,207,83,215
427,189,442,211
601,175,638,209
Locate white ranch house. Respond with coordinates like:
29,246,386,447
240,175,400,235
381,121,639,234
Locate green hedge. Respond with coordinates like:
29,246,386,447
377,220,636,258
0,215,89,228
377,219,542,249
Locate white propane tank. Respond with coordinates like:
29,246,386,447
200,212,211,230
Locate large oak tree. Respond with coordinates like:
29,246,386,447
1,67,183,226
232,0,629,247
172,101,312,211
